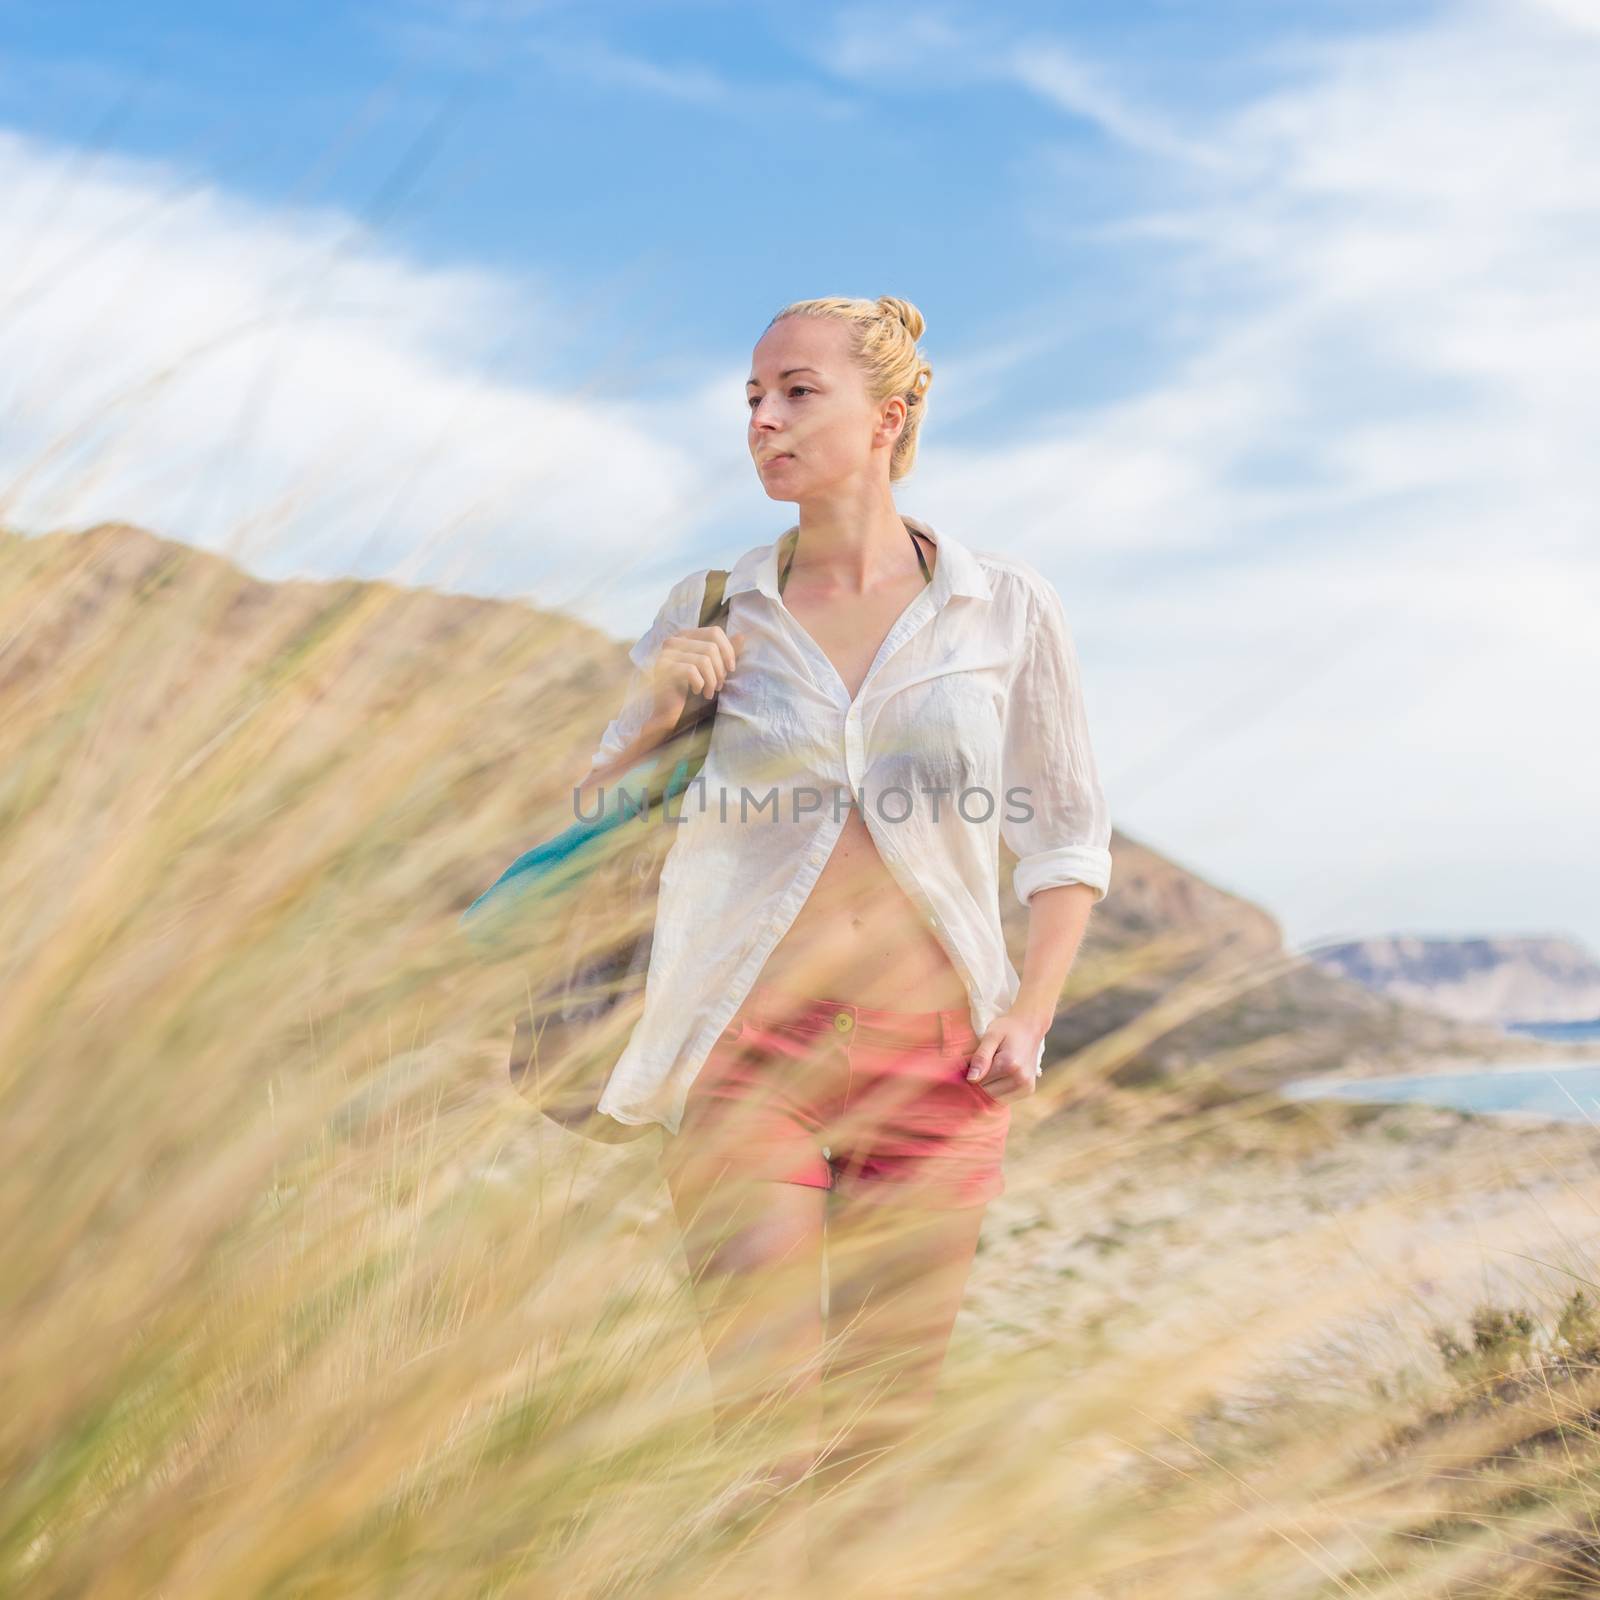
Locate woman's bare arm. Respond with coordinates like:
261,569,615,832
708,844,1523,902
1012,881,1098,1028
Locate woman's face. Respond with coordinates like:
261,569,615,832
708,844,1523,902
747,316,904,502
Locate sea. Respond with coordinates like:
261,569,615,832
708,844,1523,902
1282,1019,1600,1125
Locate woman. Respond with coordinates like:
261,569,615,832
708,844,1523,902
574,296,1112,1547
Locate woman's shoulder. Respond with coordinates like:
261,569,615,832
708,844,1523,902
664,564,716,607
661,535,768,614
651,563,725,628
968,548,1062,617
622,566,718,664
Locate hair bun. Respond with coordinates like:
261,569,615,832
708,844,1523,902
876,296,926,341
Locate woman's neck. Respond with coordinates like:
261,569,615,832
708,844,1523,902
781,514,930,594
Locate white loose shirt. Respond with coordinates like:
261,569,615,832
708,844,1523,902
588,515,1113,1135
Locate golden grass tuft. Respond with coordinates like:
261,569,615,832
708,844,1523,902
4,523,1600,1598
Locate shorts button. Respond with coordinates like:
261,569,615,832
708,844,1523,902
833,1012,854,1032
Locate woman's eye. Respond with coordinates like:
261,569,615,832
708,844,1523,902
746,387,813,409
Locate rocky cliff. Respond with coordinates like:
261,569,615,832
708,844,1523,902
1305,935,1600,1026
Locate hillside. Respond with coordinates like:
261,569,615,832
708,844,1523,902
2,518,1556,1102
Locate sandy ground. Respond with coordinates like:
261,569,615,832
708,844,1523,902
965,1077,1600,1416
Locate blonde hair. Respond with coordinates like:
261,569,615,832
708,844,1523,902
764,295,933,482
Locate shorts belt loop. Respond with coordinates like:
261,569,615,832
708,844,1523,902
939,1010,955,1048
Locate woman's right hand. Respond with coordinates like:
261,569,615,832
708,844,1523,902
645,624,749,736
574,623,751,809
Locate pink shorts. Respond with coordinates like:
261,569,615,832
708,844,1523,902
660,982,1011,1210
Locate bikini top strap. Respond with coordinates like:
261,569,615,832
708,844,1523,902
776,523,932,594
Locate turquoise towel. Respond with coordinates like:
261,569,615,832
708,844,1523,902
458,748,700,951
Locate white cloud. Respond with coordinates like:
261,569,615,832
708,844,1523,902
1014,0,1600,951
1002,42,1229,170
0,127,725,622
1521,0,1600,33
377,8,862,119
816,4,1220,165
864,0,1600,952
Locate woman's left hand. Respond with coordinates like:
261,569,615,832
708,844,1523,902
965,1011,1050,1102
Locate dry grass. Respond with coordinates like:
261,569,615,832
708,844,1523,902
4,524,1600,1599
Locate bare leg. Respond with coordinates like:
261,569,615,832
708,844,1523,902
664,1161,829,1522
813,1194,988,1528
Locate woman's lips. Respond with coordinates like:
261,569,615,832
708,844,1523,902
762,453,793,467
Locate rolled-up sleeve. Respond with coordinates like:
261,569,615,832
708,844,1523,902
587,568,710,773
999,572,1113,907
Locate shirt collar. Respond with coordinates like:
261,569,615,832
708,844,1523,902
723,515,992,605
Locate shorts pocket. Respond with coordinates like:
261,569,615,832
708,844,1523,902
959,1072,1009,1113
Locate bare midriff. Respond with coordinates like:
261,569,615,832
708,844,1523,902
751,527,971,1013
755,802,971,1010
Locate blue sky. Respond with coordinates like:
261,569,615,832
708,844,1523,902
3,0,1422,398
3,0,1597,971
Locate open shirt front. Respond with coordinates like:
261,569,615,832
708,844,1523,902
587,514,1113,1135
